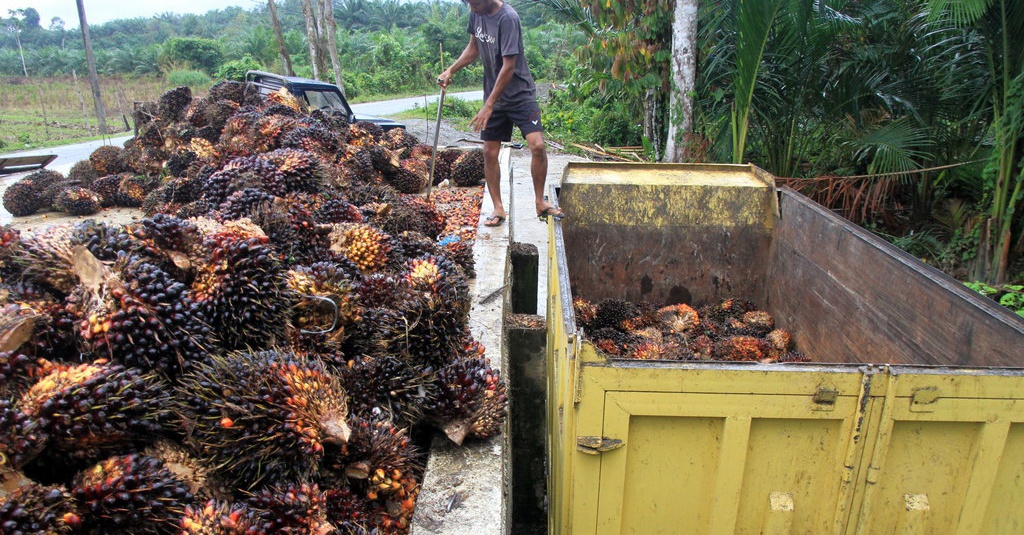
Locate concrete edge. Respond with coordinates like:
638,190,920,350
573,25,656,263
410,148,513,535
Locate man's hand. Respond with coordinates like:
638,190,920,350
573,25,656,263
469,103,494,132
437,70,453,89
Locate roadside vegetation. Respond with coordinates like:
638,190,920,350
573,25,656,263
1,0,1021,302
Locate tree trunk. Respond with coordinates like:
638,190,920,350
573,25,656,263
663,0,698,162
320,0,345,94
268,0,294,76
301,0,324,80
643,89,661,161
76,0,107,136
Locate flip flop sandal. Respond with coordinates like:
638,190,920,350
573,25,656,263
537,207,565,221
484,214,506,227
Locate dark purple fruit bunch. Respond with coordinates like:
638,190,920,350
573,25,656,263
0,482,78,535
17,361,173,459
175,350,350,489
426,346,507,445
70,453,194,534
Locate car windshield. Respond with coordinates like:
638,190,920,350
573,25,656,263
302,89,347,111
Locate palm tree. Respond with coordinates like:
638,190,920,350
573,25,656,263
928,0,1024,283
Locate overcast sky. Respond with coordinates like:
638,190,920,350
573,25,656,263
1,0,260,27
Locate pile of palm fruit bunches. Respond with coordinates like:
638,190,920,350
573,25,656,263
0,83,501,534
574,296,810,363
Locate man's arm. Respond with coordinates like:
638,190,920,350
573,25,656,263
437,36,480,88
468,54,516,131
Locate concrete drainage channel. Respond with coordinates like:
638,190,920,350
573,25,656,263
412,148,554,535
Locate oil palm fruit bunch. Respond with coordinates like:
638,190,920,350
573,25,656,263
3,177,45,217
314,198,364,224
70,453,194,534
13,224,78,296
259,148,325,196
67,160,100,187
175,350,351,490
0,398,47,470
330,223,394,274
323,485,378,534
327,419,420,533
353,121,385,144
200,154,279,206
426,347,507,445
399,254,471,366
286,261,363,354
432,149,463,186
116,174,155,207
143,440,231,504
341,305,413,361
88,145,131,176
0,350,53,399
450,149,485,187
218,110,274,158
17,360,173,460
217,187,276,221
393,231,440,264
53,187,103,216
280,124,341,158
178,499,257,535
591,298,640,331
383,159,428,194
383,128,419,158
158,86,193,122
382,195,446,239
244,481,333,535
338,356,437,428
249,195,331,266
190,230,293,350
88,174,123,207
0,481,78,534
68,255,211,378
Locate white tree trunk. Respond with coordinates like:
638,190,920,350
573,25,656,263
268,0,295,76
301,0,323,80
663,0,698,162
319,0,345,93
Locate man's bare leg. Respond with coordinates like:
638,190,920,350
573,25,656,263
482,139,506,224
526,130,560,216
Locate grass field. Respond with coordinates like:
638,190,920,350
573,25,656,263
0,75,191,152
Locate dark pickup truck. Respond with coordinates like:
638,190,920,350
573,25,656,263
245,70,405,131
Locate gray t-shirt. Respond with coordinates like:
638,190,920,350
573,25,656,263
468,2,537,110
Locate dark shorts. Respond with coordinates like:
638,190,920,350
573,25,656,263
480,100,544,142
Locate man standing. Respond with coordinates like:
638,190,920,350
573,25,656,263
437,0,564,227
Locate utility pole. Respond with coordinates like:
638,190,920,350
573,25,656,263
76,0,107,136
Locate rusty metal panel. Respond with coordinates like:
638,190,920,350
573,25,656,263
559,162,777,307
768,189,1024,367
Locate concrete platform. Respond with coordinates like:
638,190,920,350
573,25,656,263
412,146,584,534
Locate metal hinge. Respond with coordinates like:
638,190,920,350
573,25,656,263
812,386,839,411
910,387,939,412
576,436,624,455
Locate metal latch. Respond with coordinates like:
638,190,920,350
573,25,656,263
812,387,838,411
910,387,939,412
576,436,624,455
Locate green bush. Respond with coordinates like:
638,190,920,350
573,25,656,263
588,104,642,147
216,56,263,81
166,69,212,89
964,282,1024,318
160,37,224,75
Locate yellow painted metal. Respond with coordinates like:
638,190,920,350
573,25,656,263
545,163,1024,535
558,162,777,230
